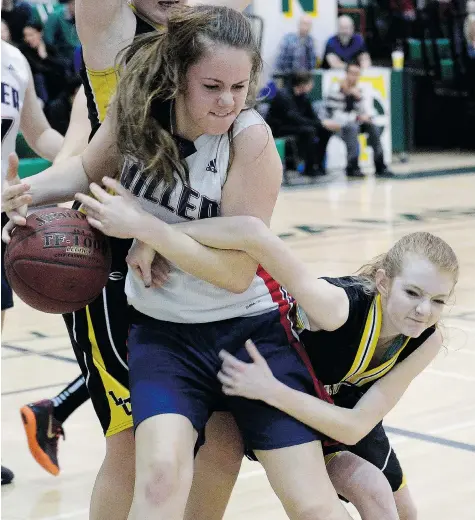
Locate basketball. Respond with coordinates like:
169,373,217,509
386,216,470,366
4,208,112,314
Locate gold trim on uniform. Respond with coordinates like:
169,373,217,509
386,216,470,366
342,294,382,382
85,307,133,436
85,67,118,124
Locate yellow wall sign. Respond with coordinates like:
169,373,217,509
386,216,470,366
282,0,318,17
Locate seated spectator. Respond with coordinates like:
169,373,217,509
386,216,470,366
1,18,11,42
45,75,82,135
21,23,69,105
275,15,317,73
322,62,392,178
1,0,33,46
323,15,372,69
265,72,332,177
43,0,79,67
465,1,475,58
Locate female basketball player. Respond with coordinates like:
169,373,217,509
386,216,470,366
2,6,354,520
149,215,456,520
1,38,64,485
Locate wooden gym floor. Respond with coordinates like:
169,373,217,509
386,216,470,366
2,162,475,519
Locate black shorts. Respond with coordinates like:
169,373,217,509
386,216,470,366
329,384,406,492
62,235,133,437
1,213,13,311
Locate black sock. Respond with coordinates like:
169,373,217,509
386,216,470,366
52,375,90,424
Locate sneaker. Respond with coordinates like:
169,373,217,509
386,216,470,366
20,400,64,476
1,466,14,485
346,167,365,178
375,167,395,178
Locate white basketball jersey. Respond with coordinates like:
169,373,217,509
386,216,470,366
123,109,287,323
1,42,29,182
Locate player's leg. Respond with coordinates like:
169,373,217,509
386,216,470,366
227,311,351,520
185,411,243,520
394,485,418,520
1,213,15,484
326,451,399,520
20,375,89,476
63,270,135,520
126,314,218,519
348,421,416,520
90,427,135,520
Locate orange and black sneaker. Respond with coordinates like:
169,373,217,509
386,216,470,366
20,400,65,476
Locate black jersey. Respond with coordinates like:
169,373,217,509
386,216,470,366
299,276,435,390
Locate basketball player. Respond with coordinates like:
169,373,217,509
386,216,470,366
166,215,456,520
15,4,249,520
4,6,358,520
1,39,64,485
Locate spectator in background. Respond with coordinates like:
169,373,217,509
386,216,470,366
265,72,332,177
44,75,82,135
275,14,317,73
1,18,11,42
465,0,475,58
322,62,392,178
323,15,372,69
1,0,33,45
21,23,68,106
43,0,79,67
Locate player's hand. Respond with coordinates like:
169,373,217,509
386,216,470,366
126,240,170,289
2,153,31,226
75,177,146,239
1,218,16,244
218,340,279,402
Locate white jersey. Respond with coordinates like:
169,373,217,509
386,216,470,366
123,109,287,323
1,42,29,182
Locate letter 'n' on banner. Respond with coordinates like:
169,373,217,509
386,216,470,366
282,0,318,17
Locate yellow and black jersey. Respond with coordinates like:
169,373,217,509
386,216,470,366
299,276,436,391
79,6,159,138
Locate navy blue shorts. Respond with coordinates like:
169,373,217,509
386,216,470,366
1,213,13,311
128,308,325,451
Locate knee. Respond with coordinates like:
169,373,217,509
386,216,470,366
140,456,193,507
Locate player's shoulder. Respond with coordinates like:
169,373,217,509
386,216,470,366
232,109,267,138
2,42,27,66
1,42,30,81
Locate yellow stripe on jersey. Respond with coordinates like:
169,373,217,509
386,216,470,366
341,294,382,383
86,306,133,436
85,67,118,124
347,336,410,387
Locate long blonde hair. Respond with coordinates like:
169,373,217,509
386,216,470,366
355,232,459,294
113,5,262,184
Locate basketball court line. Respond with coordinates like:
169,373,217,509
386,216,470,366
1,343,76,363
2,382,70,396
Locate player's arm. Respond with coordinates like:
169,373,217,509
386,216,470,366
77,123,282,294
19,61,64,162
219,330,442,445
76,0,136,70
174,215,349,331
133,124,281,293
53,86,91,165
3,113,118,212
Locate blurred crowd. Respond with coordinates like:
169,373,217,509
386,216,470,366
2,0,81,135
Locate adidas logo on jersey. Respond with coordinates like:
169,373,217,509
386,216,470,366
205,159,217,174
7,64,15,72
